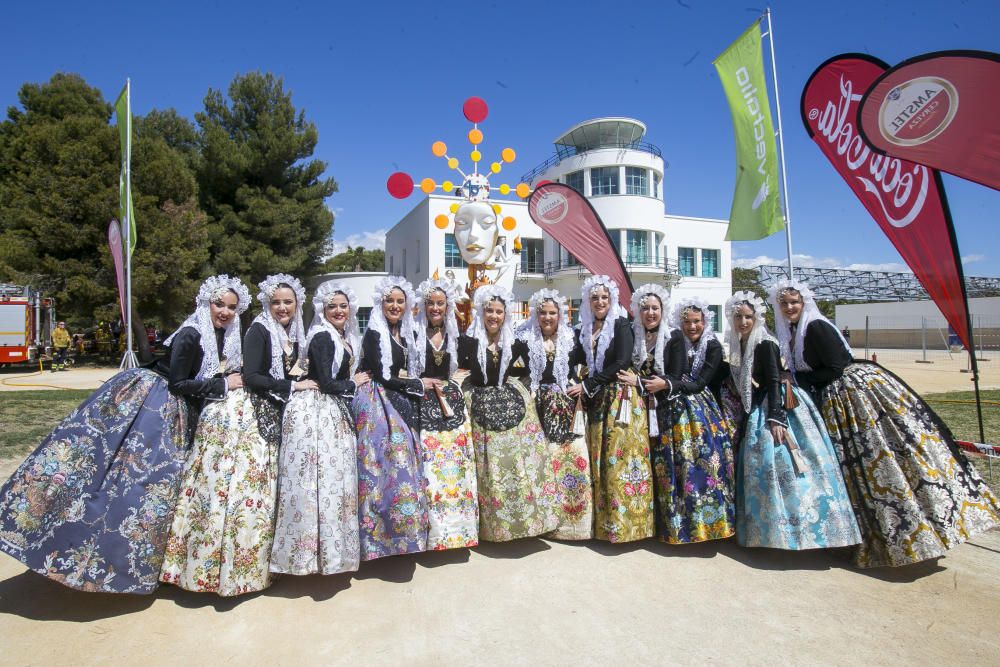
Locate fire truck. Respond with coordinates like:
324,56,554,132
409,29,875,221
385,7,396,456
0,283,54,366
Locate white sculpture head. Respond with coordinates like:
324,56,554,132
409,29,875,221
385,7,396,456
454,200,499,265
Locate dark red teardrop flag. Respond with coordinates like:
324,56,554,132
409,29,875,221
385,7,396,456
528,183,634,311
858,50,1000,192
800,54,971,350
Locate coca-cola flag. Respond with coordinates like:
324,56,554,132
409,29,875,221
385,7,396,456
107,220,127,323
801,54,971,349
528,183,634,310
857,50,1000,191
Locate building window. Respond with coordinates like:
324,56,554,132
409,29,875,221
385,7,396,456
444,233,468,268
701,249,719,278
625,167,648,196
611,231,621,255
678,247,695,277
559,242,579,267
569,299,581,326
521,238,544,273
707,305,721,332
357,307,372,332
590,166,619,196
565,170,584,193
626,230,649,264
653,172,661,199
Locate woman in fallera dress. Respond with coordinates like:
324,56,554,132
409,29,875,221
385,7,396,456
412,278,479,551
516,288,593,540
353,275,429,560
0,275,248,594
161,274,314,596
770,279,999,567
573,275,655,543
726,291,860,552
460,284,557,542
270,281,368,576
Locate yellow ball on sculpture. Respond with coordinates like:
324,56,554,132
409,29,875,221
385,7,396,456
492,203,502,215
515,183,531,198
434,214,450,229
499,184,511,195
421,178,436,193
470,150,482,162
468,128,483,144
447,157,458,169
490,162,501,174
442,180,454,192
502,216,516,231
449,203,460,213
502,147,516,162
432,141,447,157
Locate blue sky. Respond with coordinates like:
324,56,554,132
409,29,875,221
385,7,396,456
3,0,997,276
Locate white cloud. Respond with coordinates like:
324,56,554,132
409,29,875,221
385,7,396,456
325,228,388,258
962,254,985,265
733,253,908,273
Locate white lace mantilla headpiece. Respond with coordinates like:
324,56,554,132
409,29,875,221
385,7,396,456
725,290,775,412
768,278,852,373
516,288,574,392
412,278,462,377
252,273,307,381
304,281,362,379
579,275,627,374
369,275,418,378
472,284,515,385
670,295,717,380
630,283,672,375
164,274,251,380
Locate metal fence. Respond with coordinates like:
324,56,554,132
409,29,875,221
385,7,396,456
850,314,999,364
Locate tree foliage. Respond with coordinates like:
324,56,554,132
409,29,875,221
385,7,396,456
320,247,385,273
0,71,338,329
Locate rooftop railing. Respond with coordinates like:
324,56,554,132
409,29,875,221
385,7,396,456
520,141,663,184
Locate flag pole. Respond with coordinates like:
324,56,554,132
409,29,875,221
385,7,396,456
120,77,137,370
763,8,795,278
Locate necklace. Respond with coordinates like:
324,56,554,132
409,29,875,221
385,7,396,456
428,324,443,336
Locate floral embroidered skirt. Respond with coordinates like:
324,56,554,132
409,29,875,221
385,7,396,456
536,386,593,540
736,385,861,551
467,379,557,542
718,378,748,453
160,389,280,596
271,390,359,575
584,380,655,543
0,368,189,594
653,388,737,544
352,381,428,560
417,381,478,550
820,362,1000,567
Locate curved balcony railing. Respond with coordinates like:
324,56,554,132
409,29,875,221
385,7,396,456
519,141,663,184
518,257,680,284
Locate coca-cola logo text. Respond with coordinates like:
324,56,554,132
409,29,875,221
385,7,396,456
810,75,928,228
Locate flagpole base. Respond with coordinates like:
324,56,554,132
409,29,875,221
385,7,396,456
119,350,139,370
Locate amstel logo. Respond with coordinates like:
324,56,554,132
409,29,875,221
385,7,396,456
878,76,958,147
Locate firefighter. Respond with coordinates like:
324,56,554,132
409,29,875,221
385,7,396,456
51,321,71,372
95,321,112,362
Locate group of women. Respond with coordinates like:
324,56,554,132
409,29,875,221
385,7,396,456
0,272,997,597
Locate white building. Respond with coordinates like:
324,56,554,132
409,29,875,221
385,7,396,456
319,118,732,333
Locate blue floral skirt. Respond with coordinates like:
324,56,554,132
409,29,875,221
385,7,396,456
0,368,189,593
352,381,428,560
653,388,736,544
736,385,861,550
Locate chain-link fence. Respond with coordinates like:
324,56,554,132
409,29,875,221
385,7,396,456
847,314,999,364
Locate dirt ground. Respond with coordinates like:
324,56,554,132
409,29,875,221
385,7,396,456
1,355,999,664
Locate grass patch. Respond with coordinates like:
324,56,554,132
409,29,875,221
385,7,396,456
0,390,92,460
922,389,1000,444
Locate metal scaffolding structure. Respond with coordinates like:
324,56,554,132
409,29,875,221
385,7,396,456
755,265,1000,302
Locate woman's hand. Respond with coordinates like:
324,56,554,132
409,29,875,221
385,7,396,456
616,370,639,387
642,376,667,394
353,371,371,386
769,422,787,445
226,373,244,391
294,379,319,392
452,369,470,385
566,383,583,398
422,377,442,391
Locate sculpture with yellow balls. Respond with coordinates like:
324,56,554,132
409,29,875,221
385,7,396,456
387,97,533,330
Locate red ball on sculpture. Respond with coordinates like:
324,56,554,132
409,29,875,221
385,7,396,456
387,172,414,199
463,97,489,123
